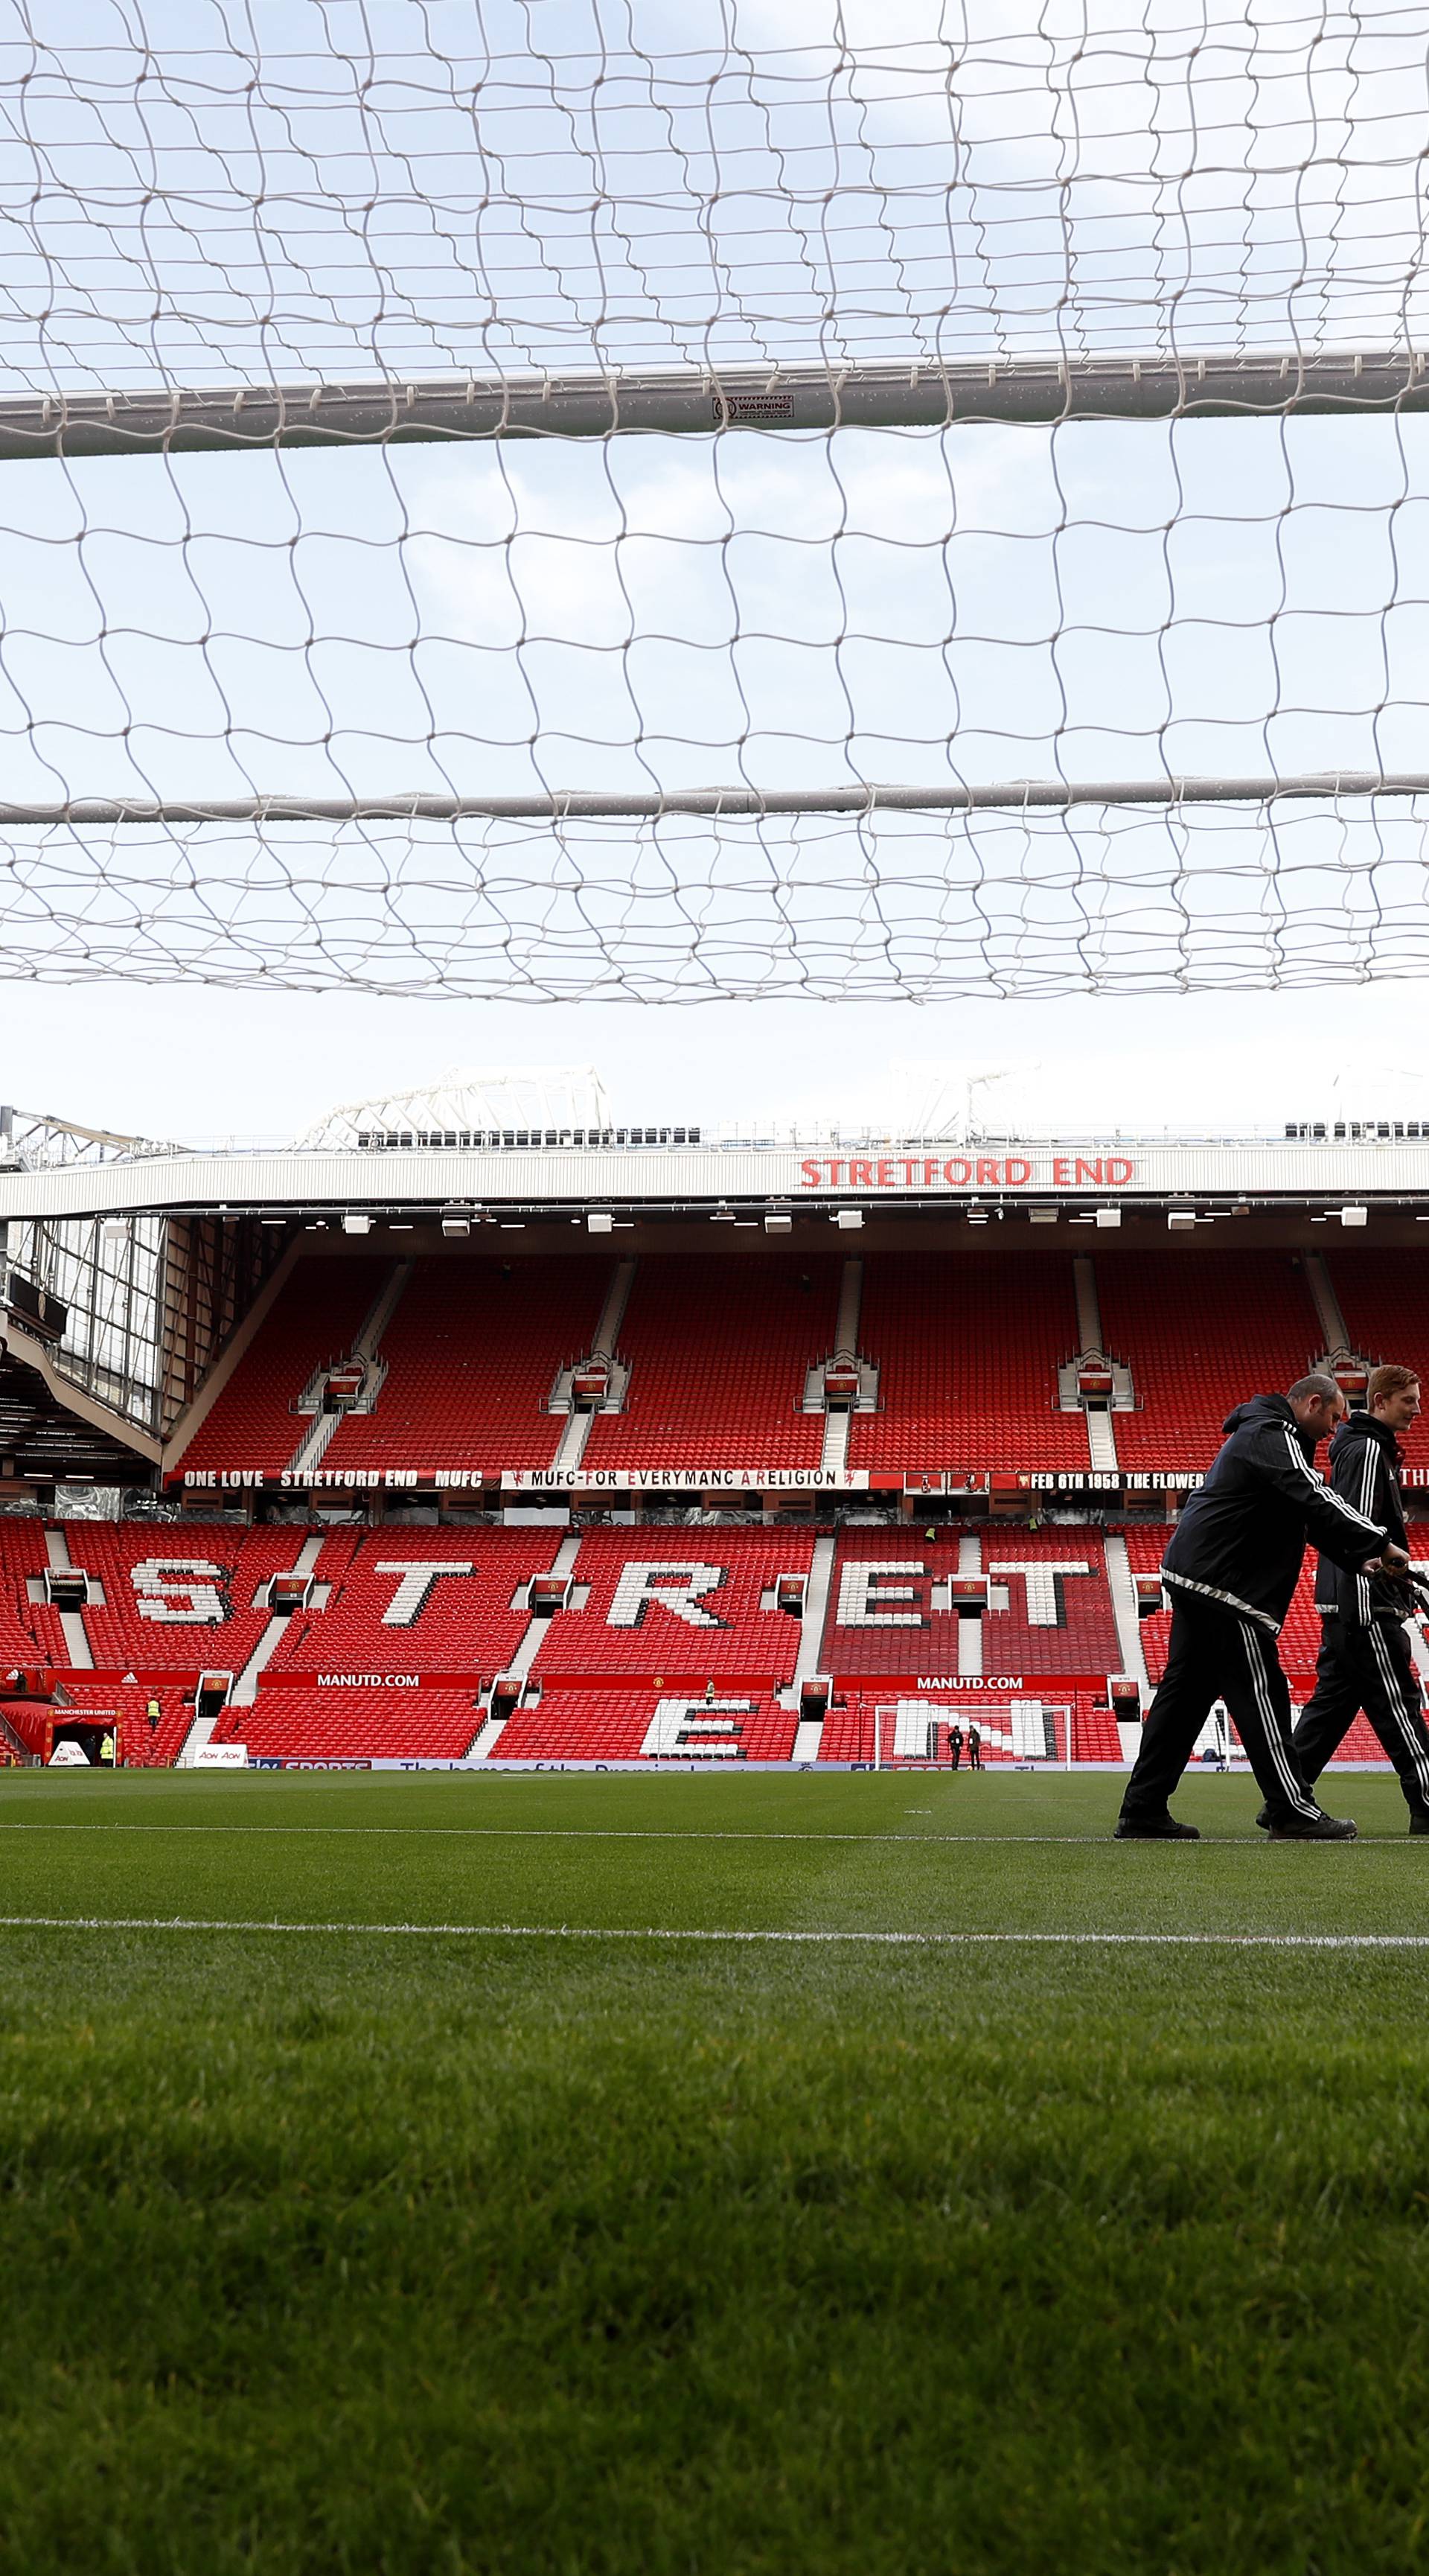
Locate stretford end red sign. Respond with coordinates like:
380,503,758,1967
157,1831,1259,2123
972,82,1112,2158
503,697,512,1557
798,1155,1136,1190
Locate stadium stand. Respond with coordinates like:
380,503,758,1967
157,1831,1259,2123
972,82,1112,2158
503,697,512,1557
76,1524,308,1676
530,1528,816,1680
873,1697,1067,1762
1219,1700,1396,1770
1072,1697,1123,1761
816,1697,875,1762
268,1528,549,1680
581,1257,838,1472
53,1677,194,1769
493,1688,799,1763
0,1520,68,1669
1123,1521,1326,1688
846,1253,1090,1473
179,1257,388,1477
1327,1250,1429,1380
816,1690,1116,1763
823,1531,1120,1678
0,1505,1413,1765
212,1687,484,1764
1096,1252,1323,1471
322,1254,613,1475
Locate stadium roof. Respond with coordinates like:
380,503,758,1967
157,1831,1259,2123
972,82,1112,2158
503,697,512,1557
4,1131,1429,1228
295,1066,610,1151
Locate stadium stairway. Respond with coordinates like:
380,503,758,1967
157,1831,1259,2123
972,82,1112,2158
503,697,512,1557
816,1257,870,1479
470,1533,584,1760
580,1257,838,1473
172,1255,384,1482
284,1260,413,1479
787,1531,838,1757
1094,1252,1324,1473
847,1252,1093,1476
547,1261,636,1475
322,1254,619,1477
1072,1254,1122,1475
228,1531,330,1707
1302,1252,1352,1362
42,1524,93,1668
166,1532,335,1762
1102,1531,1151,1712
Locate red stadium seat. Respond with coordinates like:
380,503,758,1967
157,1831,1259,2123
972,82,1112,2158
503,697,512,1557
847,1253,1090,1475
581,1257,840,1473
1098,1253,1323,1473
179,1258,386,1478
322,1255,614,1475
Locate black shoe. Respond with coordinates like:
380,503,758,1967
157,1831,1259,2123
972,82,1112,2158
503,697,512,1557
1267,1810,1358,1841
1255,1803,1271,1833
1115,1814,1201,1840
1409,1814,1429,1836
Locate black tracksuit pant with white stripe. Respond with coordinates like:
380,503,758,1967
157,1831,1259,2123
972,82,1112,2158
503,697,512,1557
1292,1616,1429,1822
1120,1593,1320,1827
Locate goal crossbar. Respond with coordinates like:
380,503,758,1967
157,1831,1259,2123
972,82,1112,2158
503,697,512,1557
8,775,1429,826
4,354,1429,459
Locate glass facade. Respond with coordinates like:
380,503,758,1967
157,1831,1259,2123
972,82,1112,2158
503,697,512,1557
1,1211,168,1431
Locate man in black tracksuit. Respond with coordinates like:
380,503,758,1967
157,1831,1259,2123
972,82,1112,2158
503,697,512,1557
1116,1376,1402,1842
1286,1365,1429,1833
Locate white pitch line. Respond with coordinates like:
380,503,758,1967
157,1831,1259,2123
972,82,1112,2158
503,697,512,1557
0,1823,1116,1845
0,1916,1427,1948
0,1822,1419,1846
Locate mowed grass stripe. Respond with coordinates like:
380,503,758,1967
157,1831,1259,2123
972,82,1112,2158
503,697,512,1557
1,1774,1428,1936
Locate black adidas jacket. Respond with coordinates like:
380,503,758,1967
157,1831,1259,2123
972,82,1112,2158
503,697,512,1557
1314,1411,1409,1625
1162,1394,1387,1633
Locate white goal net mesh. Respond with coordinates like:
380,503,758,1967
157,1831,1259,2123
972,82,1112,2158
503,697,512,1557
4,0,1429,1000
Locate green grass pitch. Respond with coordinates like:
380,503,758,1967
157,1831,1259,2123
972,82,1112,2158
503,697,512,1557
3,1765,1429,2574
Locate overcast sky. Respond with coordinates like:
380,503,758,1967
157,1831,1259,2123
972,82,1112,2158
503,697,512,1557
6,972,1427,1145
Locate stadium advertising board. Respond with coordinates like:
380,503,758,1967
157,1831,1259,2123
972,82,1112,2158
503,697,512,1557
179,1462,1206,1491
502,1467,870,1491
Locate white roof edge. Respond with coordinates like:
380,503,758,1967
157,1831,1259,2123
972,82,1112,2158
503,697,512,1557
1,1139,1428,1225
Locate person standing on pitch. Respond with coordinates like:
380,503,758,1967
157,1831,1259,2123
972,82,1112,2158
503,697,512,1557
947,1721,964,1773
1116,1374,1405,1843
1280,1365,1429,1834
967,1722,982,1773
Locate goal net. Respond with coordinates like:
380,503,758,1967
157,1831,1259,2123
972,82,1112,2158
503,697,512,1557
2,0,1429,1001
